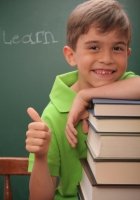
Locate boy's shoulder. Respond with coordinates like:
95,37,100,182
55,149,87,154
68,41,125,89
121,71,139,79
48,70,77,112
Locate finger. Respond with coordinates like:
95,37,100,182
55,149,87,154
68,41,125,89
80,111,89,120
26,144,40,154
26,129,49,139
66,122,77,136
82,119,89,133
27,107,42,122
65,125,78,147
65,131,77,148
28,121,49,131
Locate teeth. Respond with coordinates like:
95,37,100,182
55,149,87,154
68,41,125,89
94,69,113,75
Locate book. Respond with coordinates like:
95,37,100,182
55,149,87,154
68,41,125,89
86,150,140,185
88,113,140,133
91,98,140,117
78,186,85,200
79,159,140,200
87,125,140,159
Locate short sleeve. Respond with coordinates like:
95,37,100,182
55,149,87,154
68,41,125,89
120,71,139,80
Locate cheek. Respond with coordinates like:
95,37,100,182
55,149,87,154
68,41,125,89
117,56,128,71
121,61,128,72
76,58,89,70
79,57,93,70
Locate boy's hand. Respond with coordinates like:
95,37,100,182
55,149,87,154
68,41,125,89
65,93,89,148
26,107,51,158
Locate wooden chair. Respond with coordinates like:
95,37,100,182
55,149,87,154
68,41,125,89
0,157,30,200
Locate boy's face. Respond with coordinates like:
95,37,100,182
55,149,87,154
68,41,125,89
65,27,131,90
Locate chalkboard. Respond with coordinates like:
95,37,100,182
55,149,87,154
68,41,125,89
0,0,140,199
0,0,85,157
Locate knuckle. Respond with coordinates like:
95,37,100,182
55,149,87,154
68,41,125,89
42,131,47,138
26,130,30,137
28,122,33,129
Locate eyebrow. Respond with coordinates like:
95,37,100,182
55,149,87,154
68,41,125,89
84,41,99,45
84,40,127,46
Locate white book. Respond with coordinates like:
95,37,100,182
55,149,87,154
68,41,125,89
87,150,140,185
80,159,140,200
88,113,140,133
87,125,140,159
91,98,140,117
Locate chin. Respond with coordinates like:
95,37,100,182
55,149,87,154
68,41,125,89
92,81,115,88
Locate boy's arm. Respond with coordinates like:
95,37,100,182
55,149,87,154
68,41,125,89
29,155,57,200
66,77,140,147
26,108,56,200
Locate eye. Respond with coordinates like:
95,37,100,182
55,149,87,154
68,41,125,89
113,46,125,52
89,45,100,52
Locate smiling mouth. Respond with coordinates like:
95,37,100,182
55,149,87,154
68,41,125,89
93,69,116,75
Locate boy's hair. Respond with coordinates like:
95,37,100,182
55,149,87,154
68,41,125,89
66,0,131,50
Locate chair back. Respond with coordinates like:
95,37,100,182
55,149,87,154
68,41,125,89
0,157,30,200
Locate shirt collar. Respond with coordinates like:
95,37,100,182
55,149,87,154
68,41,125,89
49,71,78,113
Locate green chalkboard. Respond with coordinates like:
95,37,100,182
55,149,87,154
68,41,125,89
0,0,84,157
0,0,140,199
120,0,140,73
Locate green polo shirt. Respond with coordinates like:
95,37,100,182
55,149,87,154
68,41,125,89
28,70,137,200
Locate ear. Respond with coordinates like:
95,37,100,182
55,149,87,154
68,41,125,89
127,47,131,56
63,46,76,66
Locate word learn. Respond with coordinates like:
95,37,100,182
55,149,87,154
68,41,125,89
1,30,59,45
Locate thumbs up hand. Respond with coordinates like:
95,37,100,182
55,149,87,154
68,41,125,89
26,107,51,158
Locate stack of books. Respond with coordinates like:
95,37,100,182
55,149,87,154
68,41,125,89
78,98,140,200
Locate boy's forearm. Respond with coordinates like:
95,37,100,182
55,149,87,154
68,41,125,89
29,156,56,200
79,77,140,103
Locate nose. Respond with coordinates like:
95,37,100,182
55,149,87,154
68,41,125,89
99,50,114,65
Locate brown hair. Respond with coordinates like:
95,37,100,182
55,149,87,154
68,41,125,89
66,0,131,50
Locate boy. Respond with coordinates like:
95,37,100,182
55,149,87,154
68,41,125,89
26,0,140,199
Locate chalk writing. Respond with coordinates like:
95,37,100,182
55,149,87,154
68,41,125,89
0,30,59,45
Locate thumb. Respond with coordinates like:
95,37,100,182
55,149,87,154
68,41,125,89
27,107,42,122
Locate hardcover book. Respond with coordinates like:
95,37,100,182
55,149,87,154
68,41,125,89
91,98,140,117
79,159,140,200
86,150,140,185
87,125,140,159
88,113,140,133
